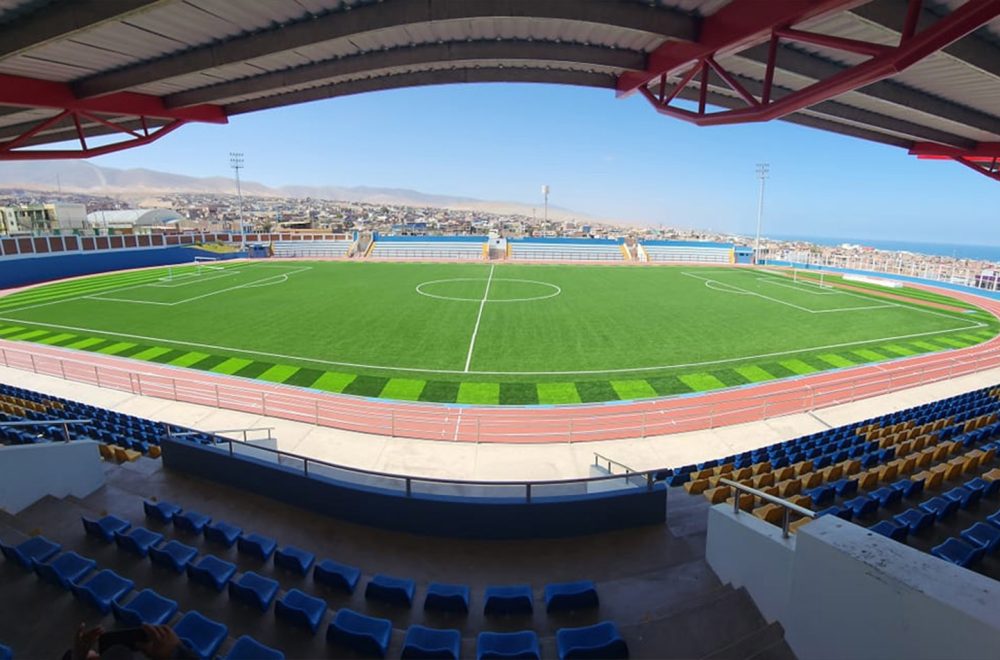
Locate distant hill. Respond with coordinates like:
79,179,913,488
0,161,596,222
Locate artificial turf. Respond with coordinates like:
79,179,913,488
0,260,995,405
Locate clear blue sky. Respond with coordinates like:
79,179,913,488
90,83,998,243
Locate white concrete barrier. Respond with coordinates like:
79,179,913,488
0,440,104,514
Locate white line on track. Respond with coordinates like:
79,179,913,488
463,264,494,372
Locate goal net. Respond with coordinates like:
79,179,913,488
194,256,225,273
792,269,833,289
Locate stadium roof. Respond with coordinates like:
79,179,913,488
0,0,997,180
85,208,182,227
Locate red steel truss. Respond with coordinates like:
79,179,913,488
0,74,226,160
910,142,1000,182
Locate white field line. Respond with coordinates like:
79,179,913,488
89,267,311,307
757,277,837,296
0,314,986,377
150,270,240,288
463,264,495,372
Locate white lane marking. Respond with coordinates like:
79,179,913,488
463,264,495,372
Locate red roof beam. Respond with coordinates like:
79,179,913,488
0,74,227,124
910,142,1000,161
617,0,868,97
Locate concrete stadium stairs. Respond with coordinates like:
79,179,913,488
0,459,795,659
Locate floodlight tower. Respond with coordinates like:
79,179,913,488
754,163,769,265
229,151,245,248
542,185,550,225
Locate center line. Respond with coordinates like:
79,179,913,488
463,264,495,372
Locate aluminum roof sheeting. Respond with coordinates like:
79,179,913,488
0,0,995,174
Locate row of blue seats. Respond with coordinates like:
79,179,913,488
139,500,599,616
822,475,996,523
0,534,281,659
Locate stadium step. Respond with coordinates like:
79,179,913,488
704,620,795,660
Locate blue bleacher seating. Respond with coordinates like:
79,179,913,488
817,506,851,522
401,625,461,660
111,588,178,626
831,478,858,497
804,485,836,507
844,496,878,518
228,571,280,611
314,559,361,593
174,611,228,660
890,478,925,499
424,583,470,613
960,522,1000,553
114,527,164,558
965,477,999,498
274,545,315,575
869,520,907,542
893,508,936,534
989,509,1000,528
204,520,242,548
484,585,533,616
0,535,61,569
32,551,95,590
72,569,134,614
870,487,902,508
237,533,277,561
365,574,416,608
931,538,985,568
556,622,629,660
544,581,599,612
0,643,10,660
477,630,540,660
326,608,393,658
81,515,130,542
275,589,327,634
919,497,959,521
175,510,212,534
187,555,237,592
149,540,198,573
143,500,182,523
943,486,981,510
223,636,284,660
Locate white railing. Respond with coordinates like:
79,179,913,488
2,340,999,443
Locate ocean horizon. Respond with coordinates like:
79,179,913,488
767,234,1000,263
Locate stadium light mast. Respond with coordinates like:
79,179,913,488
229,152,245,248
754,163,769,265
542,185,550,225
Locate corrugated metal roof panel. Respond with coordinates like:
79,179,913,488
890,52,1000,117
0,53,94,79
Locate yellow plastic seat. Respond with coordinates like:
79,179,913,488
801,472,823,490
856,471,878,491
98,444,116,461
841,459,862,476
751,473,775,489
982,468,1000,482
726,493,755,512
774,466,796,482
754,504,785,525
915,469,944,491
752,462,772,475
704,486,732,505
684,478,710,495
775,479,801,498
820,465,843,483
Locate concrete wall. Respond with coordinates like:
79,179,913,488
0,441,104,514
162,437,666,539
706,510,1000,660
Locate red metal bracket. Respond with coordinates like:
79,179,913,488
910,142,1000,182
634,0,1000,128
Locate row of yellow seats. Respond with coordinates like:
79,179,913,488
98,443,160,462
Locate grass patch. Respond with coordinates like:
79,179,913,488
311,371,357,393
499,382,538,405
233,361,276,379
169,351,212,368
381,378,427,401
851,349,886,362
575,381,619,403
211,357,254,375
283,368,326,388
457,381,500,404
537,382,582,404
257,364,301,383
610,379,659,400
419,381,460,403
778,359,819,375
678,373,727,391
341,375,388,397
646,376,691,396
817,353,855,368
734,365,773,382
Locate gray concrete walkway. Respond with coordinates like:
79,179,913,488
3,364,999,481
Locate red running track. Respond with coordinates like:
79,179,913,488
2,276,1000,444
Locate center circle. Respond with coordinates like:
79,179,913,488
416,277,562,303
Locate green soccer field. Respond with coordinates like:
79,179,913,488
0,260,995,405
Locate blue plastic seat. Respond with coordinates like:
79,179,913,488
223,636,284,660
804,485,836,507
477,631,540,660
204,521,243,548
0,535,61,569
931,537,985,568
187,555,237,592
149,540,198,573
424,583,470,613
0,643,10,660
174,611,228,660
869,520,907,542
943,486,981,510
960,522,1000,553
890,478,925,499
72,569,134,613
893,508,936,534
484,585,533,616
831,478,858,497
314,559,361,593
229,571,280,612
33,551,96,589
114,527,163,558
174,510,212,534
556,622,628,660
275,589,327,634
544,581,599,612
326,608,392,658
966,477,999,498
81,515,131,542
816,506,851,522
401,625,461,660
237,533,276,561
919,496,959,521
365,574,416,608
143,500,182,523
111,588,178,626
869,486,902,508
844,496,878,518
274,545,315,575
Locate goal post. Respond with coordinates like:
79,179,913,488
194,255,224,274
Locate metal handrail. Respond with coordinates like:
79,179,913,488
0,418,92,442
719,477,816,539
205,426,274,442
593,452,639,475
